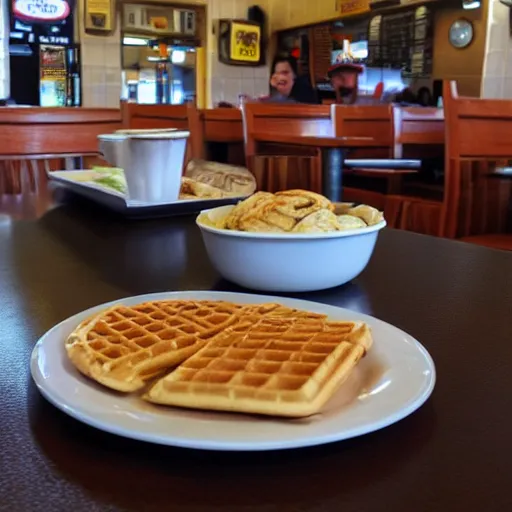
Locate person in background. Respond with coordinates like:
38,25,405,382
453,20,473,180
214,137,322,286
327,62,364,105
263,54,319,104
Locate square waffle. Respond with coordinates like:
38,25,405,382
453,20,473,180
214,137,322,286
65,300,246,392
145,314,372,417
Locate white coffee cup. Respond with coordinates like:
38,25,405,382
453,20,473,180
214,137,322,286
98,130,189,204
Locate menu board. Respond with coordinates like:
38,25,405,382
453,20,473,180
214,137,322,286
366,6,433,77
311,24,331,82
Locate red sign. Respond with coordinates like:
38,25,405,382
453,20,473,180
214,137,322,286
12,0,71,23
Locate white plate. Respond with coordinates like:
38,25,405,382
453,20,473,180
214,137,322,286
30,291,436,451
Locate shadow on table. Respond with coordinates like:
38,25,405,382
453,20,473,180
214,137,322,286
36,200,219,295
28,383,436,512
211,279,376,317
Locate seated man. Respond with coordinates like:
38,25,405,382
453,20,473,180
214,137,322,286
327,62,364,105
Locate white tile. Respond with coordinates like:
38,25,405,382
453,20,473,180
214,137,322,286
81,85,94,107
503,77,512,99
241,77,255,97
106,85,121,108
254,78,269,96
81,42,105,67
105,43,122,68
484,50,506,77
491,0,509,23
105,68,121,87
224,78,241,104
488,22,508,52
481,76,504,99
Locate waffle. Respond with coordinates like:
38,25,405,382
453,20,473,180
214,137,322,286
145,314,372,417
65,300,247,392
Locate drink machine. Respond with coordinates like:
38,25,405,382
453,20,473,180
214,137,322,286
8,0,81,106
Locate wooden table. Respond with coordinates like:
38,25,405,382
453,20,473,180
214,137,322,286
1,189,512,511
253,131,374,201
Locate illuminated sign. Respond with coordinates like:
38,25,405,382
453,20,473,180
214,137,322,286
229,22,260,63
12,0,71,23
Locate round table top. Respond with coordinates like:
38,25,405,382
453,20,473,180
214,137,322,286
1,190,512,511
252,131,376,148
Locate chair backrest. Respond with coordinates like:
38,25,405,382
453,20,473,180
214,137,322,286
242,103,331,159
187,104,243,160
0,107,121,156
442,80,512,237
332,104,394,157
0,107,122,195
444,80,512,159
393,106,445,158
122,102,189,131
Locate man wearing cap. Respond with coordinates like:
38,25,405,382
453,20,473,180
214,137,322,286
327,62,364,105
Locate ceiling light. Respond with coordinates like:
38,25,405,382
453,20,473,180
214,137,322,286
123,37,149,46
171,50,185,64
463,1,481,9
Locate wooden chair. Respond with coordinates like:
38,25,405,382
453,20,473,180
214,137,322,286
121,102,189,131
390,81,512,242
187,105,244,165
332,104,446,232
122,102,195,167
442,81,512,245
384,106,445,233
242,103,331,192
332,104,411,220
0,107,121,196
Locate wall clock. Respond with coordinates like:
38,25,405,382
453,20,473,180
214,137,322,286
449,19,474,49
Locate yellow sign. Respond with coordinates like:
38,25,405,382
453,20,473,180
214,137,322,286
339,0,370,16
85,0,114,32
230,22,261,63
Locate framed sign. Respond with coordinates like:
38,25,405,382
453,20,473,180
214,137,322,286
229,21,260,62
219,19,262,66
84,0,115,33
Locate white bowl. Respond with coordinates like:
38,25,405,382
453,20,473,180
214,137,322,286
196,205,386,292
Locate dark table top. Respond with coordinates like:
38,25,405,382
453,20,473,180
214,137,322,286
253,131,375,148
1,190,512,512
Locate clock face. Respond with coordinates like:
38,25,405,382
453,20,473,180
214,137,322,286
449,19,474,49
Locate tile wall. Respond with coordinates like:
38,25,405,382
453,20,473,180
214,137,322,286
482,0,512,98
207,0,270,106
79,0,271,108
78,0,122,108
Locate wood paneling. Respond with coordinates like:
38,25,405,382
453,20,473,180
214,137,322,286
122,103,189,130
432,6,488,97
0,107,122,156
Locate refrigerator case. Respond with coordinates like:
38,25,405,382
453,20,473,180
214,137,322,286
39,44,67,106
9,43,81,106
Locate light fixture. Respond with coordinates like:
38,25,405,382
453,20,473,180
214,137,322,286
123,37,149,46
462,0,481,9
171,50,185,64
